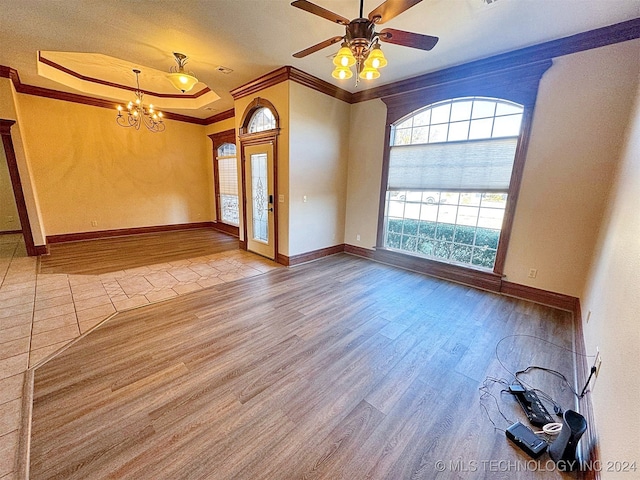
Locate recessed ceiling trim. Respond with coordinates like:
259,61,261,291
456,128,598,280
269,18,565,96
37,51,221,110
38,52,211,99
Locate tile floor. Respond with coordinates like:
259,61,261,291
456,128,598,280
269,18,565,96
0,233,280,479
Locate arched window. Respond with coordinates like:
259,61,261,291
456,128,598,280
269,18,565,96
248,107,276,133
383,97,524,270
216,142,239,226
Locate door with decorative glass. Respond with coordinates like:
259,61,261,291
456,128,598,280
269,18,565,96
243,143,275,259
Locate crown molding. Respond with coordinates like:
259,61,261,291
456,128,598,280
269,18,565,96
230,66,353,103
351,17,640,103
1,65,211,125
203,108,235,124
2,18,638,120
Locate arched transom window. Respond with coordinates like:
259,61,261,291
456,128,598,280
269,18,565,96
248,107,276,133
384,97,524,269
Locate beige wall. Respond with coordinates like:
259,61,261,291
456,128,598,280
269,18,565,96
505,40,640,296
581,74,640,477
344,99,387,250
234,82,290,254
288,82,350,256
342,40,640,298
0,79,46,245
16,94,212,236
0,145,20,231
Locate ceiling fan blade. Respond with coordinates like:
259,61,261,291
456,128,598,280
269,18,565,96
291,0,350,25
379,28,439,51
368,0,423,24
293,36,344,58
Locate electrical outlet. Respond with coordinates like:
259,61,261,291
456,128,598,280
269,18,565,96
356,234,361,241
594,348,602,377
528,268,538,279
91,220,98,227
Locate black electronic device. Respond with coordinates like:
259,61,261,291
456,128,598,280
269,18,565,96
509,386,554,427
506,422,548,458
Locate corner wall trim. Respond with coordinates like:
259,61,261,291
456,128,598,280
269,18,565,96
572,301,601,480
46,222,217,244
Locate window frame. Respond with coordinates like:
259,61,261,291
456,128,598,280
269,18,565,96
208,129,240,237
376,61,552,282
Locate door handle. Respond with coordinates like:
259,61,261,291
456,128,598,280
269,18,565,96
267,207,274,212
268,194,274,204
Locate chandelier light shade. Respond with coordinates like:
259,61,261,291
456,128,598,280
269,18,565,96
167,52,199,93
116,69,165,132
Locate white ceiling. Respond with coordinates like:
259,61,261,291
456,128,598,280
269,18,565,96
0,0,638,119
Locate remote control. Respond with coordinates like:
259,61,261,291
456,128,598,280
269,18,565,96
509,385,554,427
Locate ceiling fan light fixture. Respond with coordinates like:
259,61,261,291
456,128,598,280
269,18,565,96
332,65,353,80
333,44,356,67
365,43,387,69
167,52,199,93
359,65,380,80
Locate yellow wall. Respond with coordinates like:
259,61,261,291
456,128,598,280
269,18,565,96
16,94,212,236
288,82,350,255
0,145,20,231
234,81,290,254
505,40,640,296
204,116,235,136
342,40,640,297
0,78,47,245
581,74,640,477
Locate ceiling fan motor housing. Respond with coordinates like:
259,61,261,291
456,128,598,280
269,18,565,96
346,19,376,57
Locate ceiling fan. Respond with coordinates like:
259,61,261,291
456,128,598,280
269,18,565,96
291,0,439,81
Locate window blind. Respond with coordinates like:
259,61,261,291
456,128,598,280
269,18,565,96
217,158,238,196
388,137,518,191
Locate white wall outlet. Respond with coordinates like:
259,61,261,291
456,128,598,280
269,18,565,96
278,194,284,203
356,234,361,241
528,268,538,278
303,195,308,203
91,220,98,227
594,348,602,377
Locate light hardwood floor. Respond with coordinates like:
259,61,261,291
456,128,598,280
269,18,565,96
29,252,581,479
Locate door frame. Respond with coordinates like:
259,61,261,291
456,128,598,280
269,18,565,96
238,97,280,262
0,119,39,256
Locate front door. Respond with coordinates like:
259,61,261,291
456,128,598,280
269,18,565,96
244,143,275,259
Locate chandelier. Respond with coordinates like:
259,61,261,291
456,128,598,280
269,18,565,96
116,69,165,133
167,52,198,93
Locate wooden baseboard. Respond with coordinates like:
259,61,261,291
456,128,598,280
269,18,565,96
0,229,22,235
344,244,375,259
279,244,345,267
33,244,48,255
210,222,239,237
46,222,217,244
500,280,579,312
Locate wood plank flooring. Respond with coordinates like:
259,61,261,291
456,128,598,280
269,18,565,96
39,229,238,275
30,254,580,479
